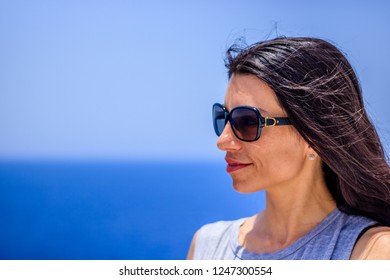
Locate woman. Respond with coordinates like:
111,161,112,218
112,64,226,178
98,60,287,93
187,37,390,260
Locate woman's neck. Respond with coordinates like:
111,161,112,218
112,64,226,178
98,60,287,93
239,178,336,254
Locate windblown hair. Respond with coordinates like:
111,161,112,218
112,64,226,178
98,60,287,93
226,37,390,225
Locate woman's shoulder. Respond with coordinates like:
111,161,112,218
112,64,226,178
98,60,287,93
197,218,246,243
350,226,390,259
199,218,246,233
187,217,247,260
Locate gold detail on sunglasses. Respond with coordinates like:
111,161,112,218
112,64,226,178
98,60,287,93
264,117,277,127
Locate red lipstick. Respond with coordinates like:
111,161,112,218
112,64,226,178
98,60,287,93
225,157,251,173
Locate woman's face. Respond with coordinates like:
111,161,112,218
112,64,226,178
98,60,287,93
217,74,311,193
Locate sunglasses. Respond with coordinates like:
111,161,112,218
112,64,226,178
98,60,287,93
212,103,292,142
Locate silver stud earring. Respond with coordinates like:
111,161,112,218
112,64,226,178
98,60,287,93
308,154,316,161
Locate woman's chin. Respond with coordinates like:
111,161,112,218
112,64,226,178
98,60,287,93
231,180,263,194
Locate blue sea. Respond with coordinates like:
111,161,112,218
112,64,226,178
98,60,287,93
0,160,264,260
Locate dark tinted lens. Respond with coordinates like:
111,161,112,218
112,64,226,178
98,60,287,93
212,104,226,136
231,108,259,141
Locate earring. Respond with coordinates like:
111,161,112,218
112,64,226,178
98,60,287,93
308,154,316,161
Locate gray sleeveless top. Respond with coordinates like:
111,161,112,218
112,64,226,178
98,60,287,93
193,209,376,260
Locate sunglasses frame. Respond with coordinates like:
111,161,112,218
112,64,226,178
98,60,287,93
212,103,292,142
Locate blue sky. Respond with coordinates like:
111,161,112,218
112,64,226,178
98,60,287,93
1,0,390,161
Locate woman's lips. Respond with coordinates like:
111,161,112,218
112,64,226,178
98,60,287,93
225,158,252,173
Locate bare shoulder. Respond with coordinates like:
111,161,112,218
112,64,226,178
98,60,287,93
350,226,390,260
186,230,200,260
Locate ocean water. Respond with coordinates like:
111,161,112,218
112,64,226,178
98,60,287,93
0,160,264,260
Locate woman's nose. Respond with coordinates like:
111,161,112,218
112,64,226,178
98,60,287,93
216,122,241,151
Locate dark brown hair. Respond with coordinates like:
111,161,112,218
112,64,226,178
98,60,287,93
226,37,390,225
